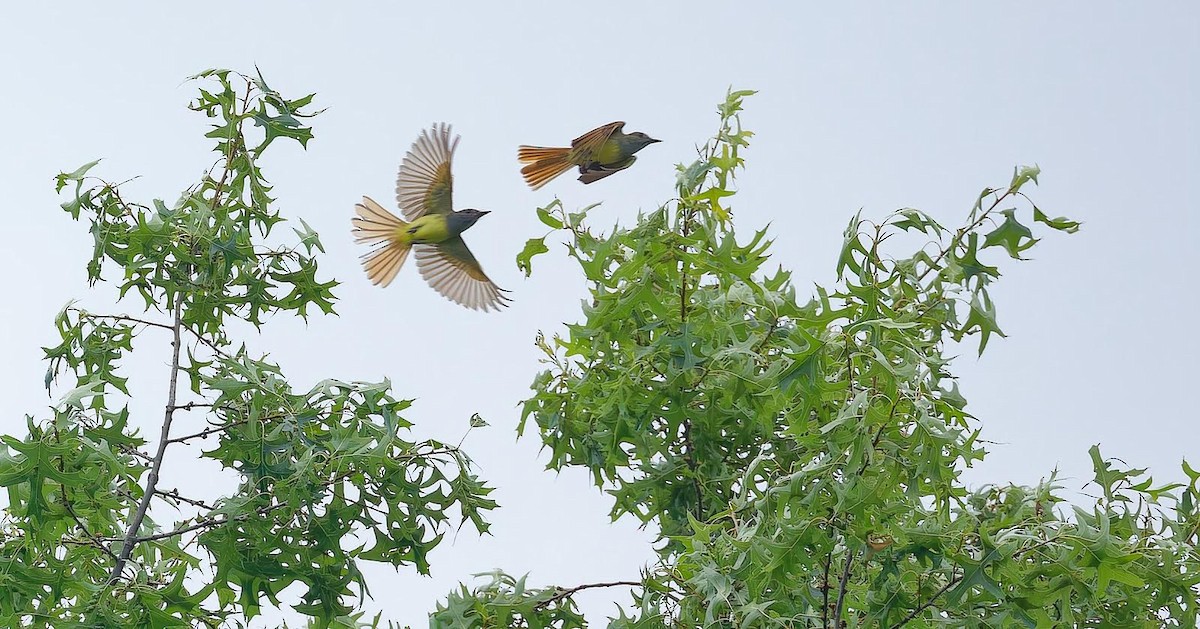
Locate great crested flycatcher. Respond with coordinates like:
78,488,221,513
517,121,660,190
352,123,510,312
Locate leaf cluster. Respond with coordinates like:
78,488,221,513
0,69,496,628
454,90,1198,627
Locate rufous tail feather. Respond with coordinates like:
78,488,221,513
352,196,411,288
517,145,572,190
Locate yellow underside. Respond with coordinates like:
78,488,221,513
592,139,622,165
398,215,451,244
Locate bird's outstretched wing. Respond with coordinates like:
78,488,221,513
578,155,637,185
570,121,625,161
396,123,459,219
414,237,510,312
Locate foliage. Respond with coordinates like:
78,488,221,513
0,69,495,628
454,90,1199,627
431,572,593,628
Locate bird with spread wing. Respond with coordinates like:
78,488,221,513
517,121,660,190
352,124,510,312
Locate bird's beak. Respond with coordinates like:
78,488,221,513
647,137,662,144
479,210,491,215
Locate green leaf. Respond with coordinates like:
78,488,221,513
1009,164,1040,192
948,548,1005,604
57,377,105,410
292,218,325,254
959,290,1006,354
983,209,1039,259
1033,206,1081,234
891,208,945,235
55,159,101,192
536,207,563,230
1097,562,1144,590
516,236,549,278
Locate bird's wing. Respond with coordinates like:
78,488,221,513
570,121,625,160
395,123,459,219
578,155,637,184
414,237,511,312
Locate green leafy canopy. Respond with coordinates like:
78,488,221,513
3,68,1196,629
440,89,1199,627
2,69,495,628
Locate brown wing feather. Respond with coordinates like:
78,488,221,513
570,121,624,160
414,238,510,312
395,123,459,219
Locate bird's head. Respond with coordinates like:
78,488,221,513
451,208,491,229
623,131,661,154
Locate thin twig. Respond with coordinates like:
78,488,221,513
168,402,213,412
166,419,248,444
62,492,119,561
157,488,216,511
131,503,279,545
889,568,961,628
822,552,832,628
116,443,153,463
855,396,900,478
119,459,448,546
82,309,228,357
833,549,856,625
108,299,184,583
535,580,642,610
916,188,1012,284
75,311,173,331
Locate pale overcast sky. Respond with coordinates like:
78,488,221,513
2,3,1196,627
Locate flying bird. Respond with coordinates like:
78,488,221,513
517,121,660,190
352,124,510,312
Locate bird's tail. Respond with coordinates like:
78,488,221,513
517,145,573,190
352,196,412,288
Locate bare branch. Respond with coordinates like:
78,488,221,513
166,419,247,445
157,488,216,511
833,549,856,625
535,580,643,610
168,402,214,412
74,311,173,331
108,299,184,583
131,503,279,545
822,552,832,629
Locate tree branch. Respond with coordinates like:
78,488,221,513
168,401,213,412
129,502,280,545
535,580,643,610
833,549,856,625
108,298,184,583
117,458,452,547
915,188,1012,284
166,419,247,444
681,419,706,521
890,568,961,628
855,396,900,478
75,311,173,331
81,310,229,358
157,487,216,511
822,552,832,629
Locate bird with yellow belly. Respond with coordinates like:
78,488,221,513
352,123,509,312
517,121,660,190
